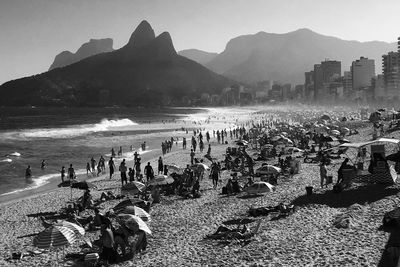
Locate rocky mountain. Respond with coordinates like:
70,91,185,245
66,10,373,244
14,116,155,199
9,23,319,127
206,29,397,84
49,38,114,70
178,49,217,65
0,21,231,106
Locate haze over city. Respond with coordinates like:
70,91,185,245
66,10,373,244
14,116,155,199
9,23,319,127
1,0,400,85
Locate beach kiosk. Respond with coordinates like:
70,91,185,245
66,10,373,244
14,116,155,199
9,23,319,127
338,138,400,185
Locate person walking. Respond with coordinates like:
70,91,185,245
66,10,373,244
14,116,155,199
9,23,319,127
108,157,115,179
158,156,163,175
119,159,128,186
190,149,195,165
211,163,220,189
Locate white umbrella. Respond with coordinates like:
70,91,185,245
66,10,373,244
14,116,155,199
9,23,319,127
148,175,174,185
166,164,183,174
117,214,152,235
116,206,151,222
191,163,210,171
54,221,85,237
256,165,281,175
122,181,146,192
331,130,340,136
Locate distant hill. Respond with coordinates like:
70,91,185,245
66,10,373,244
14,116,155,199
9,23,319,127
206,29,397,84
49,38,114,70
0,21,232,106
178,49,217,65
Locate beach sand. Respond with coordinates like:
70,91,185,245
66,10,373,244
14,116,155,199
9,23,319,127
1,105,399,266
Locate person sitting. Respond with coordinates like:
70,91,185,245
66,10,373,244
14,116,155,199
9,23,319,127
192,179,200,198
89,208,107,230
232,178,240,194
337,158,352,184
82,189,93,209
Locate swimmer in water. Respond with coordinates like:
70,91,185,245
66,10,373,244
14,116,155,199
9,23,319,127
41,160,46,170
25,165,32,179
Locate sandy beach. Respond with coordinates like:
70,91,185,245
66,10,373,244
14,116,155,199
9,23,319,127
1,105,400,266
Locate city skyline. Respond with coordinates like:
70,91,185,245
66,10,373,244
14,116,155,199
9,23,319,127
1,0,400,85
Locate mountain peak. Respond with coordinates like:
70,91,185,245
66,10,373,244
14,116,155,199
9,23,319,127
49,38,114,70
127,20,155,48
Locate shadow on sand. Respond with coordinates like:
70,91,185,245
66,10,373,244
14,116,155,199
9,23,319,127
292,184,398,208
378,227,400,267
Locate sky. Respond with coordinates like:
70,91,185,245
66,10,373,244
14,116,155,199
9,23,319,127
0,0,399,85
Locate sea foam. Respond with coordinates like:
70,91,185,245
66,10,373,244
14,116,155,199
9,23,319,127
1,118,138,140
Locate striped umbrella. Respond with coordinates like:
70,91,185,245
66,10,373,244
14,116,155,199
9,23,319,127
116,206,151,222
54,221,85,237
33,225,78,249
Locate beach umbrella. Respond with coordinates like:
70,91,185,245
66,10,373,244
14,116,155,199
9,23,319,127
54,221,85,237
71,181,97,190
256,165,281,175
271,135,282,142
331,130,340,136
166,164,183,174
114,198,149,212
236,140,248,146
117,214,152,235
191,163,210,171
122,181,146,192
33,225,78,249
117,206,151,222
342,127,350,133
148,175,174,186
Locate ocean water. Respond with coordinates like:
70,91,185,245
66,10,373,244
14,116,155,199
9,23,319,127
0,107,204,197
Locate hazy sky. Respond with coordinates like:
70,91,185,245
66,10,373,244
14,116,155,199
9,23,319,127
1,0,399,85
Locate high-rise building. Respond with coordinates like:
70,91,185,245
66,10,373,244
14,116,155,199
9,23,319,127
304,71,314,98
313,60,341,101
382,51,400,98
342,71,352,97
351,57,375,90
372,74,385,100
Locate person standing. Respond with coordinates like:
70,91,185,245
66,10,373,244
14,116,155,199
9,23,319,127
100,222,116,264
108,157,115,179
119,159,128,186
60,166,66,183
25,165,32,179
190,149,195,165
158,156,163,175
144,162,154,182
86,162,92,175
320,161,327,188
90,157,96,172
211,163,220,189
68,164,75,180
183,137,187,149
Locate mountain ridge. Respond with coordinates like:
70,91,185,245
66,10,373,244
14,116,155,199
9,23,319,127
0,21,232,107
206,28,396,84
49,38,114,70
